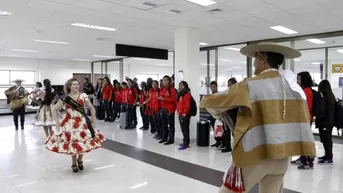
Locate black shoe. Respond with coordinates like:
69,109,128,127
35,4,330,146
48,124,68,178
318,158,333,165
164,141,174,145
159,140,166,143
290,158,302,165
218,144,226,149
104,118,109,122
15,126,18,131
211,142,221,147
298,164,313,170
221,147,232,153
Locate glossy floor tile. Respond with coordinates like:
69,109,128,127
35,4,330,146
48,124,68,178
0,114,342,193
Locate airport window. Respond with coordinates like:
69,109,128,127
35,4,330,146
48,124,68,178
0,71,10,85
10,71,35,85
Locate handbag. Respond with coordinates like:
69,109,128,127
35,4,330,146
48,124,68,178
214,120,224,138
60,95,95,138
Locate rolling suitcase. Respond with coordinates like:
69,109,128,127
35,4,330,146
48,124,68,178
120,104,128,129
196,120,210,147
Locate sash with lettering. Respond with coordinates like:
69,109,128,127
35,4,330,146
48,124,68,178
60,95,95,138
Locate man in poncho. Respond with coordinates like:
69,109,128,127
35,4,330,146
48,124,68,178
200,42,316,193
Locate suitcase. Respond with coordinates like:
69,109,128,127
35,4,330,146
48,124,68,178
120,112,128,129
196,120,210,147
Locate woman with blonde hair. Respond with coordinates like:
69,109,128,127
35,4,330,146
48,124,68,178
45,78,105,173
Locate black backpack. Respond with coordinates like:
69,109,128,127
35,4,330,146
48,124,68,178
189,96,197,116
334,99,343,128
312,89,325,118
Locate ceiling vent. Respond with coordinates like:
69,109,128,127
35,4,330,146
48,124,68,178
141,1,158,7
208,8,223,13
168,9,182,14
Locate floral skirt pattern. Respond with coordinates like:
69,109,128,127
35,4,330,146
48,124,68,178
45,114,106,155
32,105,55,126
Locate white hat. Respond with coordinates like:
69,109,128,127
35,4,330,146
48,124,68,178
12,79,25,83
240,42,301,59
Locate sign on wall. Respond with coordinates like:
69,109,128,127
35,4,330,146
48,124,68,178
332,64,343,73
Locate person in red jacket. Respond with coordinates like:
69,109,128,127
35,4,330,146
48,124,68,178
177,81,192,150
139,81,149,131
102,77,114,122
292,71,314,170
127,79,139,129
113,81,122,120
141,80,161,139
158,75,177,145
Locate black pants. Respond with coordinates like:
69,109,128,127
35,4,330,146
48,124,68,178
152,111,161,135
222,122,231,148
140,106,149,129
103,100,113,120
300,122,315,165
319,127,333,159
13,105,25,128
128,104,137,128
160,108,175,141
179,116,190,145
113,102,121,119
96,102,105,120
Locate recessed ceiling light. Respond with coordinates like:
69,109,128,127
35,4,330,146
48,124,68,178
219,59,232,62
168,52,174,55
73,59,91,61
10,49,39,53
240,61,247,64
0,54,21,57
294,58,301,61
232,66,242,69
306,39,325,44
225,47,240,51
93,55,114,58
270,26,298,35
199,42,209,46
0,10,12,16
312,62,321,65
337,49,343,54
71,23,116,32
34,40,70,45
185,0,217,7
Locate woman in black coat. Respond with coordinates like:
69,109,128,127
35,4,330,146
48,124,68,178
316,80,335,164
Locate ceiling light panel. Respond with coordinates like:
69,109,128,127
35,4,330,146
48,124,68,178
306,39,325,44
270,26,298,35
71,23,116,32
185,0,217,7
337,49,343,54
0,10,12,16
199,42,209,46
10,49,39,53
34,40,70,45
93,55,114,58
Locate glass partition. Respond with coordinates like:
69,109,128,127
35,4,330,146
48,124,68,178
107,61,120,82
328,47,343,98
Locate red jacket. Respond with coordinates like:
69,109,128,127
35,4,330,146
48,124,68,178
102,84,113,100
114,88,122,103
149,88,160,113
177,92,191,116
303,87,314,121
160,86,177,114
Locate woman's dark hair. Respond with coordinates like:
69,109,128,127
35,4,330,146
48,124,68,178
121,82,128,86
177,81,190,100
43,79,53,103
210,81,217,86
96,78,102,90
147,78,153,90
141,81,148,91
260,52,285,69
152,80,159,87
36,81,42,88
163,75,171,84
103,76,112,85
318,80,335,105
297,71,313,88
228,77,237,85
113,79,119,85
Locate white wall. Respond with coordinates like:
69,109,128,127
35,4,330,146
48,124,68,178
0,57,91,85
125,63,173,81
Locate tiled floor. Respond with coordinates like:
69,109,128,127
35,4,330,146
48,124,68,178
0,114,343,193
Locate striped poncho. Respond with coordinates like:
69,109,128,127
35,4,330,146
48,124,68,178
200,70,316,192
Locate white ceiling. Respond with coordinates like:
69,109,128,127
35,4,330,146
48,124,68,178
1,0,343,61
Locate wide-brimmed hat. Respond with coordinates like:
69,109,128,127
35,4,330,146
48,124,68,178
240,42,301,59
12,79,25,83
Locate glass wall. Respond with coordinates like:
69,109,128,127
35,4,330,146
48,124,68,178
218,44,247,91
107,61,120,82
